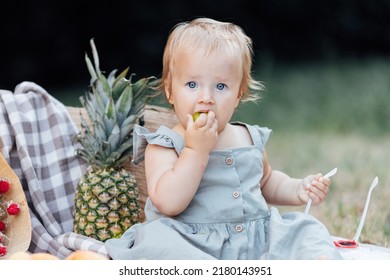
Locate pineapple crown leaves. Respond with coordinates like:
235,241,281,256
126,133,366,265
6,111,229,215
76,38,157,170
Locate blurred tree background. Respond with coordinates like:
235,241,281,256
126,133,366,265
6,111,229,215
1,0,390,134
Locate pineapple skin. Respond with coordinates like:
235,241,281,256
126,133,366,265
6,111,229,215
73,38,157,242
73,167,141,241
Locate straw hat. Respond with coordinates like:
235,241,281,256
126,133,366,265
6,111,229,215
0,152,31,259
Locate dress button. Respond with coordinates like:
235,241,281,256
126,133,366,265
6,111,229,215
232,191,240,198
235,224,243,232
225,157,233,165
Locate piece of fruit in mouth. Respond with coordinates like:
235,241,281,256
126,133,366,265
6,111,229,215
192,112,208,121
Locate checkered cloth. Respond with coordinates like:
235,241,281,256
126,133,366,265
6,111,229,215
0,82,108,258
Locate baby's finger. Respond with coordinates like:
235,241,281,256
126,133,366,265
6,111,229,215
205,111,216,128
212,117,218,131
317,177,330,188
193,113,208,128
319,176,331,187
313,173,322,181
308,181,328,202
187,114,194,127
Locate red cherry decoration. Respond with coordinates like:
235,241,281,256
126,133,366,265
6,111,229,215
0,245,7,256
0,221,6,232
7,203,20,215
0,179,10,193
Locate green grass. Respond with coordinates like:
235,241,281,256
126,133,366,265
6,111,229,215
267,131,390,247
232,57,390,247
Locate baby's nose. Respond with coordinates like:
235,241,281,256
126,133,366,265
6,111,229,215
199,89,214,103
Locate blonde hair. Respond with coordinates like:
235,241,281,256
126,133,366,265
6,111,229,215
157,17,264,102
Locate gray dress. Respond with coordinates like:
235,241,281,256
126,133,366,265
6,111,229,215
105,123,342,260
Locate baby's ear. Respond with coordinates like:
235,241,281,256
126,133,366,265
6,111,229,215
234,92,242,108
164,79,173,104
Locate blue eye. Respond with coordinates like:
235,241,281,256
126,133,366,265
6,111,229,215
187,81,197,89
216,83,226,90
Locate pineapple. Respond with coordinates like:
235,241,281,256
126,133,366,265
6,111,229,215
73,39,156,242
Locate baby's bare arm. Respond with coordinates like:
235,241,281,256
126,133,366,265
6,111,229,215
145,112,218,216
261,150,331,206
145,144,209,216
261,169,302,206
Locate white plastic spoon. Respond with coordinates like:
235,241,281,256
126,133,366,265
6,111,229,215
334,176,379,248
304,167,338,214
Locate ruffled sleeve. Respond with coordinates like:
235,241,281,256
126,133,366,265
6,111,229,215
249,125,272,153
132,125,184,165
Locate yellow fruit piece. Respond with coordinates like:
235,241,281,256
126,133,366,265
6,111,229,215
8,252,33,260
9,250,108,260
9,251,60,260
65,250,109,260
31,253,60,260
192,112,208,121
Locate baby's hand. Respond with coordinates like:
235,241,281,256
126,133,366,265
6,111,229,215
185,111,218,154
298,173,331,205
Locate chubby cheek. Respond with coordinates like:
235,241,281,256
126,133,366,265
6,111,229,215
216,118,229,132
174,108,192,128
215,113,230,132
217,108,236,130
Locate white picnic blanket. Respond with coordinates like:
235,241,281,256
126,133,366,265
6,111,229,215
0,81,108,259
